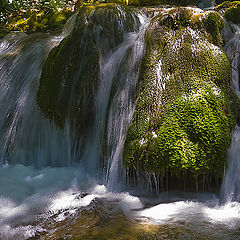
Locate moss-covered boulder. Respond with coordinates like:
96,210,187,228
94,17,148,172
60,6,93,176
123,7,240,188
37,4,141,148
216,1,240,24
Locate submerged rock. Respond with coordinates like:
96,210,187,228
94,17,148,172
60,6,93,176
123,6,240,187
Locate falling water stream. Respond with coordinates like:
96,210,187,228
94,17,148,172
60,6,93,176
220,23,240,204
1,5,240,240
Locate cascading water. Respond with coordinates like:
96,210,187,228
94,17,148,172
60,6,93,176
0,14,77,167
35,6,149,183
105,14,149,190
220,22,240,204
220,125,240,203
0,6,150,239
80,10,149,182
198,0,215,9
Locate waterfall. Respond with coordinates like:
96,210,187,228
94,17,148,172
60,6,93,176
105,14,149,190
79,10,149,186
198,0,215,9
0,8,149,237
2,6,240,239
0,14,77,167
221,126,240,203
220,22,240,203
0,5,149,188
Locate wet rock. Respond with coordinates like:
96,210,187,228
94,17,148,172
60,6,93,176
123,6,240,190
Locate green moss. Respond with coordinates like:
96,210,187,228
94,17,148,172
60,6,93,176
125,86,237,178
37,6,101,129
5,9,73,34
37,4,141,134
123,7,240,181
148,87,232,177
216,0,240,10
216,1,240,24
203,11,224,46
37,36,73,128
224,4,240,23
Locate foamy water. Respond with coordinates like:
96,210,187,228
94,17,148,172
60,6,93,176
1,165,240,239
0,165,143,239
139,198,240,228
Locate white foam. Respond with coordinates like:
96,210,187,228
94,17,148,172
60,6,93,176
139,199,240,228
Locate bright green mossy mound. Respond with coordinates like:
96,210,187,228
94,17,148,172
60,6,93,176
126,87,233,177
123,7,240,181
216,0,240,9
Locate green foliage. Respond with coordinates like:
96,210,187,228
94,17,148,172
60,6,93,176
4,9,72,33
0,0,75,37
1,0,73,10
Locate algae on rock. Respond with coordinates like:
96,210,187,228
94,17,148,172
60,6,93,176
124,7,240,188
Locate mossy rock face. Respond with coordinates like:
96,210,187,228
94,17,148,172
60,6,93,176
123,7,240,183
37,4,141,147
224,4,240,23
216,1,240,24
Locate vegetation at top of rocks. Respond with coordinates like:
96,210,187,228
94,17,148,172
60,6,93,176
3,8,73,34
0,0,77,37
0,0,221,38
216,0,240,10
0,0,75,22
